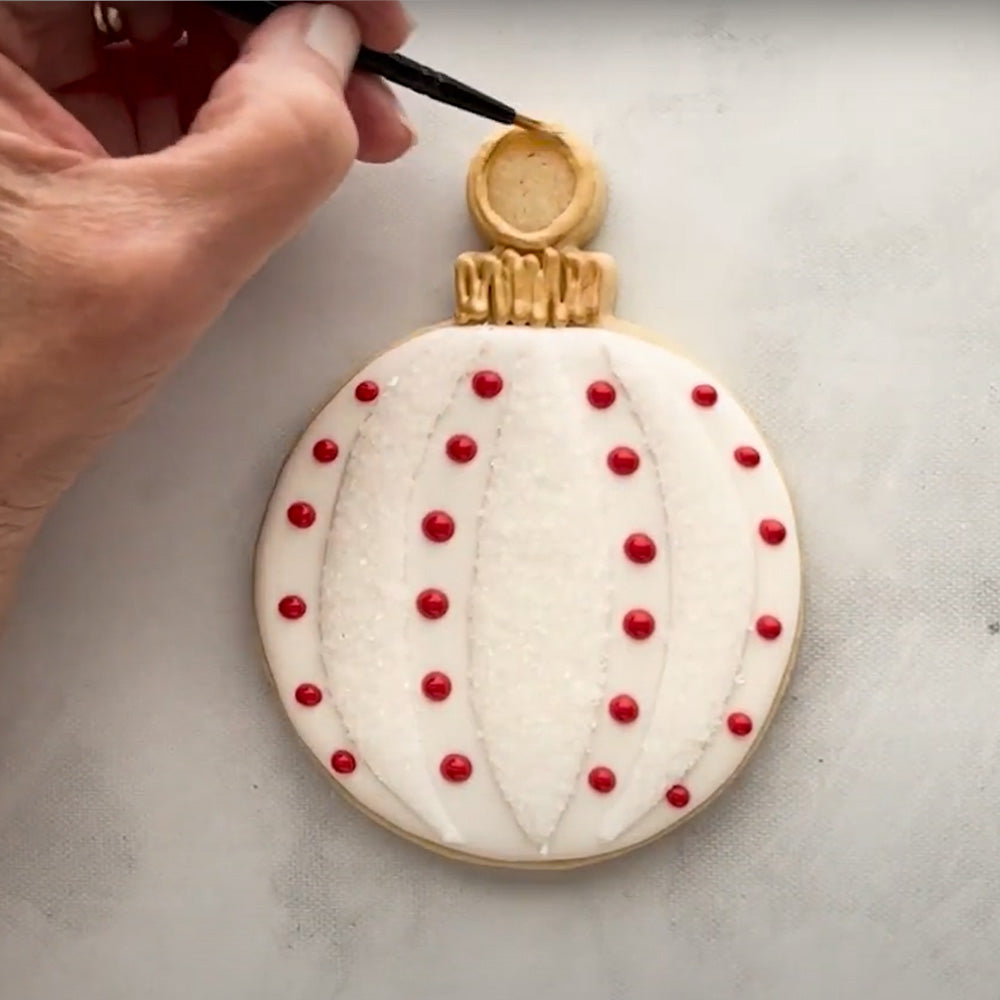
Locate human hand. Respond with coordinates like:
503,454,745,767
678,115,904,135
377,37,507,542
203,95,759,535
0,2,413,614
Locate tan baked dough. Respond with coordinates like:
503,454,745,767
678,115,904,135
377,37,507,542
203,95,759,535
456,126,616,327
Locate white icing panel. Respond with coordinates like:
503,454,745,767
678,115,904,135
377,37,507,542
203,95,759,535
468,336,611,846
255,323,802,866
598,343,756,842
318,333,489,844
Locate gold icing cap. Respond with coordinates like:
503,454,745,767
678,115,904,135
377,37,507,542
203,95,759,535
466,127,606,251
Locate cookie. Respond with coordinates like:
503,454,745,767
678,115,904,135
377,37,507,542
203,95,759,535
254,126,802,867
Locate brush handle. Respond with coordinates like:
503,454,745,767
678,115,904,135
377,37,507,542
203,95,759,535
204,1,519,126
353,47,517,126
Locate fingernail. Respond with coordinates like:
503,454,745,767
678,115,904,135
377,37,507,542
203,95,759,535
392,92,418,147
304,4,360,82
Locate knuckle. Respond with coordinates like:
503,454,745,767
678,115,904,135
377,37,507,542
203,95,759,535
269,80,358,182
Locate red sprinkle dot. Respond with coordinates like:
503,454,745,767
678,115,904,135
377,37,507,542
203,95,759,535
278,595,306,620
609,694,640,724
692,384,718,407
734,445,760,468
666,784,691,809
416,588,449,620
440,753,473,782
331,749,357,774
727,712,754,737
286,501,316,529
355,380,379,403
588,766,617,793
624,533,657,564
446,434,478,464
759,518,787,545
312,438,339,463
756,614,783,640
607,446,640,475
623,609,655,640
421,671,452,702
471,370,503,399
294,683,322,707
586,380,617,409
422,510,455,543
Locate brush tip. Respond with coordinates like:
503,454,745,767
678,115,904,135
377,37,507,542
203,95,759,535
512,112,546,131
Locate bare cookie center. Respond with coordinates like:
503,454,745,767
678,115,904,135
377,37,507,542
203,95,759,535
485,131,577,235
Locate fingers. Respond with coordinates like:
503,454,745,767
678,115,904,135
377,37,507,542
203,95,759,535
123,3,364,291
0,55,106,156
345,72,414,163
114,2,179,46
0,1,104,90
334,1,412,52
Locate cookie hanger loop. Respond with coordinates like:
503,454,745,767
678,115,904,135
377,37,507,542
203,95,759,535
454,126,617,328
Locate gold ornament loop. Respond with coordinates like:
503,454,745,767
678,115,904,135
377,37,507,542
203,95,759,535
466,127,606,252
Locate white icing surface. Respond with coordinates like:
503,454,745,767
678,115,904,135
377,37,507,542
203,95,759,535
255,323,802,865
317,337,489,844
598,343,756,842
468,339,611,848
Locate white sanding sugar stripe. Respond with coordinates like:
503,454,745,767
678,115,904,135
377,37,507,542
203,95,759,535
468,334,612,847
319,331,489,844
581,349,673,802
403,338,525,845
598,342,756,843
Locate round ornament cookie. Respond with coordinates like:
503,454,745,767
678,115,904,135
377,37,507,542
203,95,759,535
254,126,802,867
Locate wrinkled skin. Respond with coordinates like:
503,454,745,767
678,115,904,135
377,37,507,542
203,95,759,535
0,2,413,621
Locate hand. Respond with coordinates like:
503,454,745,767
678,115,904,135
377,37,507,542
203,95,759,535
0,2,413,617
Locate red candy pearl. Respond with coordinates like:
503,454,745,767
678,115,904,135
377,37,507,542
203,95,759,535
623,609,655,640
586,380,616,409
312,438,339,463
294,683,322,707
759,518,787,545
609,694,640,724
286,502,316,529
588,766,617,793
440,753,473,782
756,614,783,640
624,533,656,564
734,445,760,468
472,370,503,398
355,380,379,403
727,712,754,737
417,589,449,620
278,595,306,620
331,749,357,774
421,671,452,702
446,434,478,463
422,511,455,543
692,384,718,407
607,446,640,475
665,784,690,808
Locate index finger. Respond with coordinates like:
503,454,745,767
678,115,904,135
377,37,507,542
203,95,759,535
333,1,411,52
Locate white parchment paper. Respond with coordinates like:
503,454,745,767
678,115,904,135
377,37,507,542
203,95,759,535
2,3,999,997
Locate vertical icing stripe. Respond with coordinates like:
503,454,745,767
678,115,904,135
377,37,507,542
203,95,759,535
555,351,672,845
406,335,526,850
598,342,756,843
319,333,490,844
468,335,612,847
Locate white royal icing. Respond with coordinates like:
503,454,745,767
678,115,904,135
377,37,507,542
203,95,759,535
255,324,801,865
468,337,611,848
318,336,488,843
598,343,756,842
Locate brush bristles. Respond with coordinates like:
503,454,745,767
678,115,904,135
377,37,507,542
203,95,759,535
512,113,547,131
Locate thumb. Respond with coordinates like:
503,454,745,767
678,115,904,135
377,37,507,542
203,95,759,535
136,4,362,281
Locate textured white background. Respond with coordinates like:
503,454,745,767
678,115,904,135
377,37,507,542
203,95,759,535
3,2,1000,997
